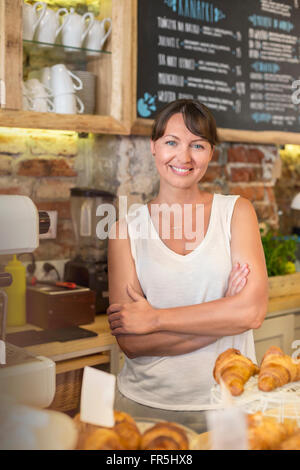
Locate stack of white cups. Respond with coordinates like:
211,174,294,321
43,64,84,114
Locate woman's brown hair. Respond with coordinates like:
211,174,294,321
151,99,219,147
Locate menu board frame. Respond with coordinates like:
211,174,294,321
130,0,300,144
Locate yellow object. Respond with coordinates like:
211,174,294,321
285,262,296,274
4,255,26,327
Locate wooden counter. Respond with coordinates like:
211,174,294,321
6,295,300,412
7,293,300,368
7,315,121,375
7,315,121,413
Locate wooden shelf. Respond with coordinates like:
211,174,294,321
0,109,128,134
0,0,133,135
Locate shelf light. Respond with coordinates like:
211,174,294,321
0,127,78,139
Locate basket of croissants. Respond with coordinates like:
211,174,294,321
213,345,300,396
73,411,194,450
210,345,300,450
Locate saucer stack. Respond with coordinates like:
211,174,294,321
73,71,97,114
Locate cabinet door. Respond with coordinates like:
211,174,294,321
253,314,295,364
0,0,22,110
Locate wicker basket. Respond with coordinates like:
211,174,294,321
49,369,83,413
268,272,300,298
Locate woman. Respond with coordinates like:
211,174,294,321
107,99,268,433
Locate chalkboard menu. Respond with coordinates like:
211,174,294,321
137,0,300,133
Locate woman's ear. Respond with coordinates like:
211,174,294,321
209,145,215,162
150,140,155,156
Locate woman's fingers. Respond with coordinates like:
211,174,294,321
107,303,122,315
225,263,250,296
107,312,121,323
110,327,126,336
234,276,247,294
231,263,248,283
109,320,122,330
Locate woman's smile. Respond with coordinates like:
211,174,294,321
168,164,194,176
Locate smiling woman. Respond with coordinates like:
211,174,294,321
107,99,268,433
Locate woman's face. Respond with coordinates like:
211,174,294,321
151,113,214,190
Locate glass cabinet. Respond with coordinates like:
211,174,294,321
0,0,133,134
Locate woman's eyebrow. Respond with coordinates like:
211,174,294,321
164,134,206,143
164,134,180,139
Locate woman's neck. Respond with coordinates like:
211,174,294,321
152,184,209,206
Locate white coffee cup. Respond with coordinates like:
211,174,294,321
31,95,55,112
40,67,52,89
84,18,112,55
23,2,47,41
26,78,51,96
60,8,95,51
50,64,83,95
35,6,69,46
22,81,33,110
24,78,54,112
53,93,84,114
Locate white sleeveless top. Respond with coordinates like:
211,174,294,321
117,194,256,410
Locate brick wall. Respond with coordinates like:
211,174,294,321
0,130,281,260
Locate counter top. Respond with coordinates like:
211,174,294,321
7,314,116,363
6,294,300,365
266,294,300,318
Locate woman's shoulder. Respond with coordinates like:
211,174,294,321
213,192,242,208
214,194,255,220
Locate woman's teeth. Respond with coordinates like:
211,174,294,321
170,165,192,174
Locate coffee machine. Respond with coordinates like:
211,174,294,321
64,187,115,314
0,195,55,408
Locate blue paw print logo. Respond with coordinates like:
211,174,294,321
137,93,157,118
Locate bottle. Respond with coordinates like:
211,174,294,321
4,255,26,327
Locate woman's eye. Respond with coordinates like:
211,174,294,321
192,144,204,150
166,140,176,146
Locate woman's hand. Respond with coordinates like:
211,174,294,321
225,262,250,297
107,285,158,335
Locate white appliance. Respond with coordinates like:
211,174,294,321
0,195,55,408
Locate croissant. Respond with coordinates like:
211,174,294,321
247,412,298,450
73,413,100,450
278,429,300,450
113,411,141,450
83,428,125,450
74,410,141,450
258,346,300,392
140,422,189,450
213,348,259,396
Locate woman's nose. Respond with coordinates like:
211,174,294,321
177,146,192,163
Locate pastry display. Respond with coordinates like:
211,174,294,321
213,348,259,396
258,346,300,392
140,422,189,450
73,411,189,450
278,429,300,450
247,412,297,450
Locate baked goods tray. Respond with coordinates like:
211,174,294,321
134,417,201,450
210,376,300,425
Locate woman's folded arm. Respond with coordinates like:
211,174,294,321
108,198,269,338
115,331,220,359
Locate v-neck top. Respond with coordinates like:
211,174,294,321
117,193,256,410
145,193,216,259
